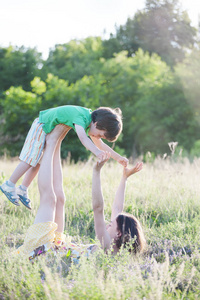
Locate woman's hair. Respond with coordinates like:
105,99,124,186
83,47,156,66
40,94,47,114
115,213,146,254
91,107,122,142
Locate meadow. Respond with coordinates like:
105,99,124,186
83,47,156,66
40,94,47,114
0,155,200,299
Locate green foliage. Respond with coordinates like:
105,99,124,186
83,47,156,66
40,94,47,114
1,45,200,159
0,86,41,155
97,48,199,156
112,0,197,66
42,37,104,84
190,140,200,158
0,72,107,160
133,73,200,154
175,48,200,123
102,35,122,59
0,46,43,92
0,1,200,160
31,77,46,95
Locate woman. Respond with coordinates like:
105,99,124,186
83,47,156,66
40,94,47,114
16,126,145,259
16,124,71,258
92,153,146,254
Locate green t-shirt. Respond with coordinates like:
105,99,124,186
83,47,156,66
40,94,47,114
39,105,92,134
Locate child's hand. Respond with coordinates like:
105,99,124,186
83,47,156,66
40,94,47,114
118,156,129,167
96,150,106,163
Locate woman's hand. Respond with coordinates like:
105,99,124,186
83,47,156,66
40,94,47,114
94,152,111,171
123,162,143,179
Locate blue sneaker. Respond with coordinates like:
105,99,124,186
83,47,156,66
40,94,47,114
17,185,32,210
0,181,20,206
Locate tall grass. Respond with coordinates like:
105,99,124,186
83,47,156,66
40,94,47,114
0,156,200,299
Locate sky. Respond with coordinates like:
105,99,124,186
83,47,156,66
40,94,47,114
0,0,199,59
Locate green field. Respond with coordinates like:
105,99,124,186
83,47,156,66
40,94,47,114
0,157,200,299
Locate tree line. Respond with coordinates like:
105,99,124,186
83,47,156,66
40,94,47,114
0,0,200,161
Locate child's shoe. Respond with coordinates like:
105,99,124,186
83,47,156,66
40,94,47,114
17,185,32,210
0,181,20,206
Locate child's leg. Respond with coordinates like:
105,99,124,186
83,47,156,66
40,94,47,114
20,164,40,188
0,161,31,206
12,118,45,185
17,164,40,210
9,161,31,184
1,118,46,207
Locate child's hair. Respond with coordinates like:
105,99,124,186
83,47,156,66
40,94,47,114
115,213,146,254
91,107,123,142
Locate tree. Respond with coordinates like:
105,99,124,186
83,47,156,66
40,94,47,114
102,34,122,59
42,37,104,84
175,48,200,124
133,77,200,155
99,49,199,156
0,86,40,155
0,73,107,160
111,0,197,66
0,46,43,93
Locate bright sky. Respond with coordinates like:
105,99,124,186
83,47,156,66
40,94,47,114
0,0,199,59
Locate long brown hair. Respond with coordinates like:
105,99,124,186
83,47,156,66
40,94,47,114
115,213,146,254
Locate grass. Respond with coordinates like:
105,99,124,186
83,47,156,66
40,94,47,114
0,156,200,299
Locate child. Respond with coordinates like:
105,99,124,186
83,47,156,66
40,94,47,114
0,105,128,209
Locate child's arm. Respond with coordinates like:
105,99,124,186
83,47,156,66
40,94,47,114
111,162,143,221
91,136,129,167
75,124,105,161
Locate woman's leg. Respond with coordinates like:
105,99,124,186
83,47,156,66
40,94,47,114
16,125,70,257
33,137,57,224
34,125,70,225
53,129,70,233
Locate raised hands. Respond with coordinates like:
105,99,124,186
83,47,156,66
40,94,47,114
96,150,106,163
94,151,111,170
123,162,143,179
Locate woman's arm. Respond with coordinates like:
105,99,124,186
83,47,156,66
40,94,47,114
92,153,111,250
111,162,143,221
91,136,128,167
